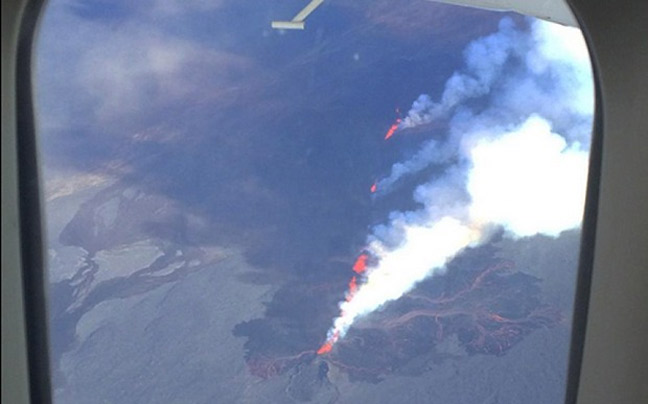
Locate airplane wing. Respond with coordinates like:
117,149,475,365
271,0,325,30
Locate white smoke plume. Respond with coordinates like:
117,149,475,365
322,18,593,347
400,18,523,129
376,17,593,194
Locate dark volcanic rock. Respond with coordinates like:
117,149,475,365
235,245,562,383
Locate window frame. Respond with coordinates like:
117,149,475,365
2,1,647,403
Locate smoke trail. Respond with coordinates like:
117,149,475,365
375,138,451,192
400,18,523,129
376,17,593,195
318,18,593,352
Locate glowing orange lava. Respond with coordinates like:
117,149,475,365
352,254,368,274
346,276,358,301
317,342,333,355
317,331,340,355
316,106,403,358
384,118,402,140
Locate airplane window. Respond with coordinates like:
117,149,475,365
36,0,594,402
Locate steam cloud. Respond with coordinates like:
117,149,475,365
320,18,593,350
376,17,592,194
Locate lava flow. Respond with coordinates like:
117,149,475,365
246,349,316,379
317,331,339,355
352,254,368,274
316,253,369,355
370,182,377,193
347,276,358,300
383,107,403,140
316,342,333,355
322,261,561,380
242,259,562,380
384,118,402,140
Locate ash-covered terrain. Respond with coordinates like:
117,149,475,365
46,176,578,403
235,242,566,385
